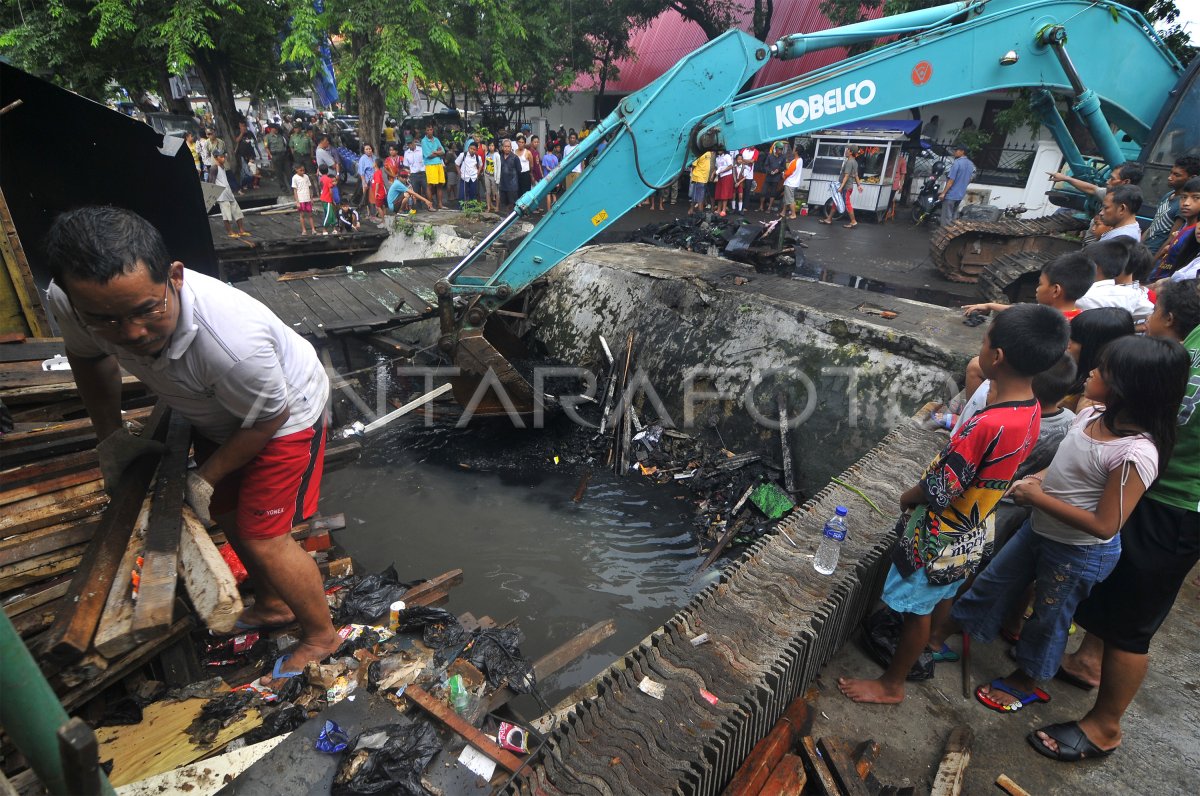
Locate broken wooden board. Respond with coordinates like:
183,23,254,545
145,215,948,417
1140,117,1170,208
0,543,86,592
179,506,242,634
0,479,104,517
0,492,107,542
405,685,523,773
0,467,103,506
818,737,871,796
42,403,170,664
798,735,841,796
724,696,811,796
130,414,191,642
756,753,807,795
95,692,262,787
1,575,71,618
58,616,194,711
929,726,973,796
401,568,464,608
92,500,151,658
115,734,289,796
487,618,618,712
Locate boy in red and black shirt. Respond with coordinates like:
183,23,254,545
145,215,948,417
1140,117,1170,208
839,304,1069,704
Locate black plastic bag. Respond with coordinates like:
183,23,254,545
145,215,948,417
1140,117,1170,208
242,702,309,744
332,722,441,795
467,628,535,694
392,606,457,634
334,565,414,624
860,606,934,681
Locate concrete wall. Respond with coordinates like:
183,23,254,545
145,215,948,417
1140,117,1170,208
529,245,961,496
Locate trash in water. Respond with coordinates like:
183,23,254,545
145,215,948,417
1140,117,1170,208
331,565,416,624
749,482,795,520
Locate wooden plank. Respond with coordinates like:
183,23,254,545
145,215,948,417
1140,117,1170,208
41,403,170,664
242,277,323,339
93,500,151,658
340,273,403,316
0,340,64,363
724,697,811,796
798,736,840,796
58,615,194,711
404,685,524,773
0,516,101,567
0,467,103,506
0,543,86,592
487,619,618,712
0,492,107,541
1,480,104,516
995,774,1032,796
58,717,103,796
130,414,191,642
179,506,243,634
0,186,51,337
289,277,358,326
929,726,973,796
0,449,98,490
377,271,435,312
95,692,262,787
12,599,61,637
755,753,807,796
818,737,871,796
401,569,464,608
0,407,151,450
317,276,382,318
1,575,71,618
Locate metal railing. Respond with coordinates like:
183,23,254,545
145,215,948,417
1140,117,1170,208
932,137,1038,187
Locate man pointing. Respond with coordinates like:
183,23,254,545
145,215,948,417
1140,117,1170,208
44,206,340,678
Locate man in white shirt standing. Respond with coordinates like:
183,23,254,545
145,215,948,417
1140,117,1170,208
1098,184,1144,242
44,206,339,680
562,132,583,190
403,139,427,201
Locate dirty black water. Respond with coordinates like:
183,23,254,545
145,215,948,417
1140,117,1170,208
319,418,715,708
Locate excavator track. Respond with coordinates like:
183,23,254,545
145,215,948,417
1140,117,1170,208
931,214,1087,283
977,251,1055,304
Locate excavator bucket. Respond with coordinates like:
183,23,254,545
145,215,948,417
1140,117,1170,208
448,315,539,419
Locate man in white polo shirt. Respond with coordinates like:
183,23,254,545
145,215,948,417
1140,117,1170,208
44,206,339,679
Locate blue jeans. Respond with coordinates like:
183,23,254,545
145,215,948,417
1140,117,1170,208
952,520,1121,680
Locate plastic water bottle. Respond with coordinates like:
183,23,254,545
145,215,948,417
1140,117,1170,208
813,506,849,574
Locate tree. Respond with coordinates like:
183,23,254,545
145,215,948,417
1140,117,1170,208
1,1,303,155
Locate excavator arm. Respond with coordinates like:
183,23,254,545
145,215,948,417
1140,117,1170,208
437,0,1181,413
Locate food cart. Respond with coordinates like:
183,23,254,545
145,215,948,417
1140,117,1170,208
805,120,922,218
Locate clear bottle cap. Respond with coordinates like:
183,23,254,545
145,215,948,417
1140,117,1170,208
835,506,848,516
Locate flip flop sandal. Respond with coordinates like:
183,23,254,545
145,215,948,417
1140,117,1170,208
1027,721,1116,762
843,223,858,228
975,678,1050,713
1054,667,1096,692
270,654,303,680
930,643,960,663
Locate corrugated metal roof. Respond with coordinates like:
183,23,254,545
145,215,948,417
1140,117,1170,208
574,0,885,94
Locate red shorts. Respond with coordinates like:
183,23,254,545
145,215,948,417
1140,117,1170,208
196,412,327,540
298,201,313,213
843,189,854,212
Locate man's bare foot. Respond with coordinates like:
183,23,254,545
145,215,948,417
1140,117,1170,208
269,634,342,680
235,604,296,630
837,676,904,704
1033,716,1121,755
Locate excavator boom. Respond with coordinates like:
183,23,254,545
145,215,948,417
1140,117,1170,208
438,0,1182,414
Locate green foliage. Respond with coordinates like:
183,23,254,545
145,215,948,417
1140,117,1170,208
459,199,486,220
992,92,1043,139
420,224,436,242
399,217,416,236
951,127,995,154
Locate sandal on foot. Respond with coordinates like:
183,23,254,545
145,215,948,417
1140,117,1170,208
1027,721,1116,762
1053,667,1096,692
975,678,1050,713
270,654,303,680
844,222,858,228
930,643,960,663
819,219,832,225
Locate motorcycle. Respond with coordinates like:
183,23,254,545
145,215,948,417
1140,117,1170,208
911,161,946,226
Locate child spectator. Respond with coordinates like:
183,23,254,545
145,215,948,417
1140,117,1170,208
541,143,561,209
1040,278,1199,762
1144,156,1200,258
1145,277,1200,342
733,152,754,214
837,304,1069,704
953,335,1188,719
961,252,1094,395
245,156,261,189
318,165,338,235
386,169,433,215
483,141,501,214
713,150,735,217
688,152,714,215
291,163,316,236
209,153,249,238
337,202,360,233
1076,239,1155,323
370,157,388,223
1063,307,1135,412
1150,178,1200,280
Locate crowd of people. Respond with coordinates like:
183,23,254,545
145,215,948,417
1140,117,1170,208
834,225,1199,765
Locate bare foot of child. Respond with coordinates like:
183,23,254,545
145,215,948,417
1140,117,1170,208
837,676,905,704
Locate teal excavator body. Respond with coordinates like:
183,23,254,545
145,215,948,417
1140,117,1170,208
436,0,1185,412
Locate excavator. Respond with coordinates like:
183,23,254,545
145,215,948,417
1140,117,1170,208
436,0,1195,413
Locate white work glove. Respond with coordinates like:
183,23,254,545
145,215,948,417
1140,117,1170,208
186,471,215,526
96,429,166,492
